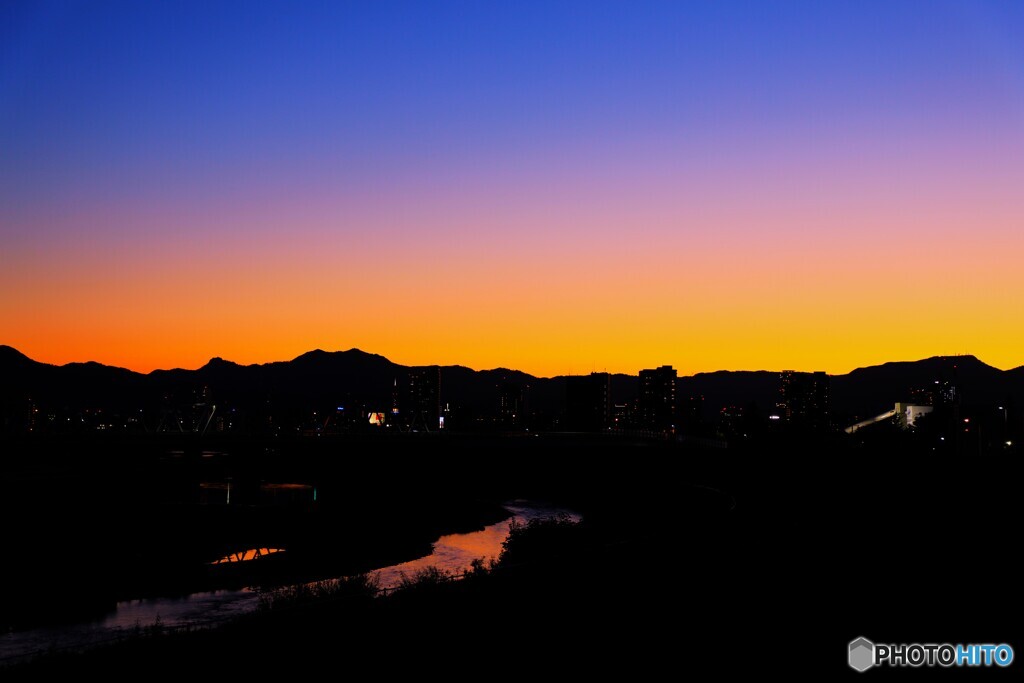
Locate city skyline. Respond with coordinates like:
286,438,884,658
4,2,1024,376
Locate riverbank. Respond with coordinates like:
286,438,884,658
2,431,741,672
0,501,576,663
6,511,746,676
2,494,510,632
1,432,735,631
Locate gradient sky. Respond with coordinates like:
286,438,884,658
2,1,1023,376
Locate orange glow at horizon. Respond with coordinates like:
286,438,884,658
4,127,1024,377
4,189,1024,377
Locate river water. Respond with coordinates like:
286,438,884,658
0,501,577,664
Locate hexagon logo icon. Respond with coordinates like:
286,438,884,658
849,637,875,672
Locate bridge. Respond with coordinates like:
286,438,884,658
845,403,933,434
844,409,898,434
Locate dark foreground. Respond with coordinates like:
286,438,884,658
3,432,1023,677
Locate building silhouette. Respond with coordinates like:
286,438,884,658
611,401,635,430
918,360,961,449
681,394,704,433
402,366,440,431
638,365,676,433
497,382,524,427
718,404,746,439
777,370,830,431
565,372,610,431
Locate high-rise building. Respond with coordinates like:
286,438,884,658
777,371,830,431
638,365,676,433
403,366,440,431
565,372,610,431
497,382,524,427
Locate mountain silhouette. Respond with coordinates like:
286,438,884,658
2,346,1021,433
832,355,1022,417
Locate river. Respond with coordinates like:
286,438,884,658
0,501,578,664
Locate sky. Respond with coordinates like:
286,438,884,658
2,1,1023,376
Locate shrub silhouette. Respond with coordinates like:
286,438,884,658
497,514,586,567
256,574,380,612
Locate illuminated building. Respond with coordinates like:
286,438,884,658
497,382,524,427
638,365,676,433
403,366,441,431
777,370,830,431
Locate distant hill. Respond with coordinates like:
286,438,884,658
677,370,780,416
831,355,1024,418
2,346,1022,432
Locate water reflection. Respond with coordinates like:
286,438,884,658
372,503,578,589
210,548,285,565
0,502,577,662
